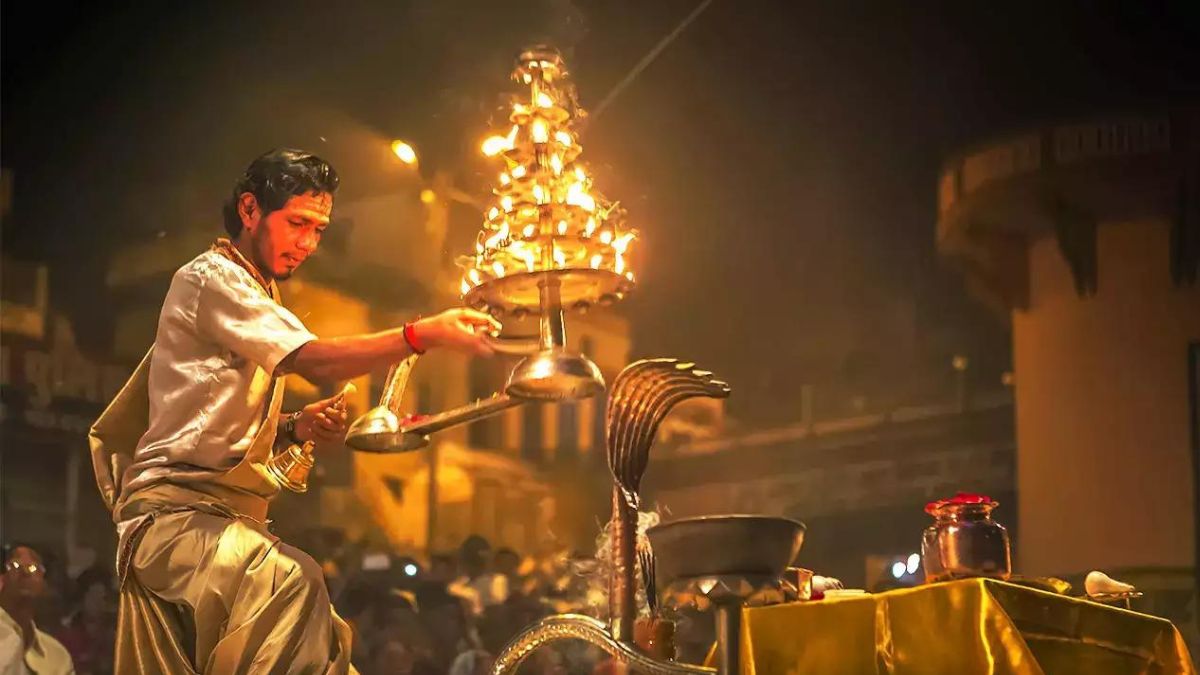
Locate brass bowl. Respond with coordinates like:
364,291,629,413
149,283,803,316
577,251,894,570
647,515,805,585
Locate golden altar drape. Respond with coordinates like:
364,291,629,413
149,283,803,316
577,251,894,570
730,578,1194,674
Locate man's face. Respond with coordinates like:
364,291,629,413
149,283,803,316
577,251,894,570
1,547,46,601
241,191,332,280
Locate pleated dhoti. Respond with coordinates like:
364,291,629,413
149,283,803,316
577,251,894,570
115,507,356,674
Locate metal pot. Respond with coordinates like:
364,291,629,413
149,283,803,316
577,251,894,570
921,500,1011,582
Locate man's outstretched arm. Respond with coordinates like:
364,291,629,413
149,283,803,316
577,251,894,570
281,307,501,384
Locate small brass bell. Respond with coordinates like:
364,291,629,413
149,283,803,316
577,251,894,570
268,383,355,493
267,441,316,493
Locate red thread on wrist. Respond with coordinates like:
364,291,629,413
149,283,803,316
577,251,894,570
404,322,427,354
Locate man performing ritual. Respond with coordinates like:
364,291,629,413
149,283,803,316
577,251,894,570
89,148,500,673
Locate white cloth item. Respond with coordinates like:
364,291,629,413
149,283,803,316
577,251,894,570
0,607,75,675
1085,570,1137,596
117,250,316,525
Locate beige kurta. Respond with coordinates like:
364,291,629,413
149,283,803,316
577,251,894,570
0,607,75,675
90,244,355,674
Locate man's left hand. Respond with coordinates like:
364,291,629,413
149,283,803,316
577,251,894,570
293,391,350,444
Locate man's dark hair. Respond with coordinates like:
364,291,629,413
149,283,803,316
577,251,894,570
222,148,340,237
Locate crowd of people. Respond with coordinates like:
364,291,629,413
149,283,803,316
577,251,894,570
3,533,714,675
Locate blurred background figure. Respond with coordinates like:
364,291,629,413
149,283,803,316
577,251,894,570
55,567,116,675
449,536,508,617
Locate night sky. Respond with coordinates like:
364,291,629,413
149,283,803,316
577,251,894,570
3,0,1198,424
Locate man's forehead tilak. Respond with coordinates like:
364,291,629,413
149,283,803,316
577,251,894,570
290,192,334,223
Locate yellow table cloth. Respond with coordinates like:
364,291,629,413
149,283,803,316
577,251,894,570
733,578,1194,674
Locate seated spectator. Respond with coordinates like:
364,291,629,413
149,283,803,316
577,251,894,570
1,543,74,675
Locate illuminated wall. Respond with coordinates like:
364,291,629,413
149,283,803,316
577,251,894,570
1014,220,1200,574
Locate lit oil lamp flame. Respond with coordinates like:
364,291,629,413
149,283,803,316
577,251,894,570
482,135,508,157
612,232,635,255
461,47,639,311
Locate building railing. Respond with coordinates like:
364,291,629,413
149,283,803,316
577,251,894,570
938,115,1176,217
669,389,1013,458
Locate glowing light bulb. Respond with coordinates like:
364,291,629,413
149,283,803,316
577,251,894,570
599,230,614,245
523,224,536,238
492,261,506,277
488,207,500,220
584,217,597,236
614,253,625,274
549,154,563,174
468,269,482,285
533,184,546,203
391,141,418,165
460,279,471,294
511,165,527,178
557,220,568,235
499,173,511,185
892,562,906,579
590,254,603,269
574,166,586,181
554,131,572,146
536,91,555,108
906,553,920,575
624,270,635,281
552,246,566,266
531,119,549,144
501,195,513,212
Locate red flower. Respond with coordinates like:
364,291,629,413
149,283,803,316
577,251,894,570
925,492,995,515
